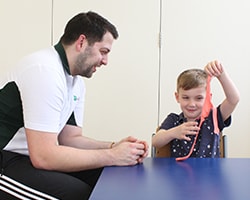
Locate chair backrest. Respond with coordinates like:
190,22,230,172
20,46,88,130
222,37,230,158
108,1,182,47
219,134,227,158
152,131,227,158
151,133,171,157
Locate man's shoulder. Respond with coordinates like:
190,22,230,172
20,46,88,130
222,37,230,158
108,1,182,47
23,46,58,63
17,47,62,73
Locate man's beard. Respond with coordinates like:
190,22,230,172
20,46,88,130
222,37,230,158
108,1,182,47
74,47,97,78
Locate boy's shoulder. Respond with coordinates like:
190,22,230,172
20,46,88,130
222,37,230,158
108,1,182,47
167,112,185,121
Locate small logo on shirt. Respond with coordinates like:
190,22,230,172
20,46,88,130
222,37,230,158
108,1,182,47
73,95,79,101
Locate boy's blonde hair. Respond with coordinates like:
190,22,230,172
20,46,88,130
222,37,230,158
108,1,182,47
177,69,207,92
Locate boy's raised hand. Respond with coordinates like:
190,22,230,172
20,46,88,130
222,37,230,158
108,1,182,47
204,60,224,77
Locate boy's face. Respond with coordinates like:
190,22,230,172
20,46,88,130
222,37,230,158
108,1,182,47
175,86,206,121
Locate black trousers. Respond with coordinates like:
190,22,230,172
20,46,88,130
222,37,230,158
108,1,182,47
0,150,103,200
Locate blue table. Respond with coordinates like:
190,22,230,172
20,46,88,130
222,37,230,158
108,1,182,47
89,157,250,200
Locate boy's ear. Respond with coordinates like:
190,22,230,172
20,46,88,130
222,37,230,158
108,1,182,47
175,92,180,103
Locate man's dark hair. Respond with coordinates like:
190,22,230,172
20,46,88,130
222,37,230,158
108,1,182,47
60,11,119,45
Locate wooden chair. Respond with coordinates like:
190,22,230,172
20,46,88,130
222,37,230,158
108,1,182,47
151,132,227,158
220,134,227,158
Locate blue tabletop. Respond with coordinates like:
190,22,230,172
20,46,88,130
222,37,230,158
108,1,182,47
89,158,250,200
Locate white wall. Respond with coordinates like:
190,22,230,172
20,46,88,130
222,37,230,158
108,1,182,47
0,0,52,72
0,0,249,157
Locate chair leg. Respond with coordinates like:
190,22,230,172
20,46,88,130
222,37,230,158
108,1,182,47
151,133,156,157
223,135,227,158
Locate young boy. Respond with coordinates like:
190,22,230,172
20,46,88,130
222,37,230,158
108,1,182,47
152,60,240,158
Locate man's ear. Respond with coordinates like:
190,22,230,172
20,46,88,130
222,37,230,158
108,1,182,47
175,92,180,103
76,34,87,51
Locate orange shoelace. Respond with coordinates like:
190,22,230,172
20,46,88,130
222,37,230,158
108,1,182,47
176,76,220,161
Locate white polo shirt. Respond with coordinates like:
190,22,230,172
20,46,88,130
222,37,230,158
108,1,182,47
0,44,85,155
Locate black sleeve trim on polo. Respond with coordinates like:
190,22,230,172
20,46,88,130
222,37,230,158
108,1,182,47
0,81,24,149
66,112,77,126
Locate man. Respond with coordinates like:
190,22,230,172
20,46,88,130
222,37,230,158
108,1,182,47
0,11,148,200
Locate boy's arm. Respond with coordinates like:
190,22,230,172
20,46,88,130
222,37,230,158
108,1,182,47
152,128,177,148
217,71,240,121
204,60,240,121
152,121,199,148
